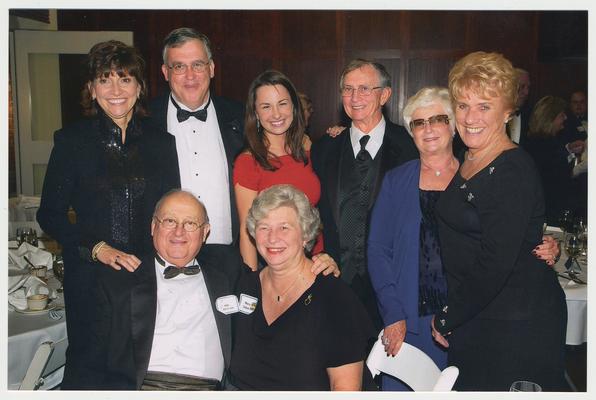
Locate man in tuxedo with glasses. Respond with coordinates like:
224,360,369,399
87,189,240,390
149,27,245,269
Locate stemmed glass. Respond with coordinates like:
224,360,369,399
564,232,584,275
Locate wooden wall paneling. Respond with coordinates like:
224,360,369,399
217,54,273,103
219,11,280,56
535,62,588,102
406,56,456,100
280,11,338,58
282,57,341,140
467,11,536,66
408,11,467,50
343,11,402,50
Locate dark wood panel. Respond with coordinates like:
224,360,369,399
409,11,467,50
281,11,338,57
406,57,457,99
282,57,340,140
344,11,403,50
217,55,273,104
468,11,537,67
220,11,280,55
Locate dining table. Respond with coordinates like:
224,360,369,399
545,227,588,346
7,251,67,390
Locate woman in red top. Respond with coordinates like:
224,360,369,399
234,70,327,270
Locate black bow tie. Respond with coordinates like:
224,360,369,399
163,264,201,279
171,95,210,123
155,255,201,279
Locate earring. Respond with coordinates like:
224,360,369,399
256,119,261,131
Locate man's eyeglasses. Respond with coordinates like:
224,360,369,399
153,216,207,232
167,60,211,75
341,85,383,97
409,114,450,131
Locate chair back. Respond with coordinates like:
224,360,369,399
19,337,68,390
366,330,458,391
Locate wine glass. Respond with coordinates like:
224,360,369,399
564,232,584,275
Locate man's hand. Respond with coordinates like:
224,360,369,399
311,253,340,277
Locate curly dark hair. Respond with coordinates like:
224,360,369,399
244,70,308,171
80,40,147,117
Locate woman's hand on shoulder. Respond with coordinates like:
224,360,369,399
311,253,340,277
533,235,560,267
96,244,141,272
326,125,347,138
382,320,407,356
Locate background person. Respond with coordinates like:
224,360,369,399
228,184,374,390
525,96,578,224
432,51,567,391
37,40,179,388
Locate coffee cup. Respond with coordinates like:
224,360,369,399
27,294,49,311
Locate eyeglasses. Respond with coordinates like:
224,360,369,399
167,60,211,75
341,85,383,97
153,216,207,232
409,114,450,131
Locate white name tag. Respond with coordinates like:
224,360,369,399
215,295,239,315
238,293,258,314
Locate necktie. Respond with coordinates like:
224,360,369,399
155,255,201,279
163,264,201,279
171,95,210,123
356,135,372,162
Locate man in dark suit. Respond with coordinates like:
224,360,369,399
149,27,244,262
87,189,241,390
562,90,588,144
507,67,532,147
312,59,418,330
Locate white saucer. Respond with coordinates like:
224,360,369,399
15,304,56,315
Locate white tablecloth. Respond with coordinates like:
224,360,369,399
546,228,588,346
7,275,67,390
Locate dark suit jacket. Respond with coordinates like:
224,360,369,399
87,249,240,390
311,120,418,275
148,94,245,241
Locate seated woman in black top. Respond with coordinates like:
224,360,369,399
36,40,178,389
229,184,374,390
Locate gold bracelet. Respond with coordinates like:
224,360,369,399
92,241,107,261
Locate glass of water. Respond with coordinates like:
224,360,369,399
510,380,542,392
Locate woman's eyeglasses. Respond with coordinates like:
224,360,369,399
409,114,450,131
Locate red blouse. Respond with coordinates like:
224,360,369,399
233,151,323,254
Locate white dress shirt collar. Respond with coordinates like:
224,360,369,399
350,116,386,159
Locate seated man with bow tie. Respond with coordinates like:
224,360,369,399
83,189,242,390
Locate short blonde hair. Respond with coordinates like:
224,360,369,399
448,51,518,110
402,87,455,136
246,184,321,252
529,96,567,138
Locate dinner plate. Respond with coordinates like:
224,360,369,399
14,304,56,315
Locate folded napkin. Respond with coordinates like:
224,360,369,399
8,276,55,310
8,242,53,270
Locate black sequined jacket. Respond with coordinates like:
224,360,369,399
37,110,180,261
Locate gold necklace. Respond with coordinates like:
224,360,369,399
270,270,305,302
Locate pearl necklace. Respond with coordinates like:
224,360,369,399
421,157,456,177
